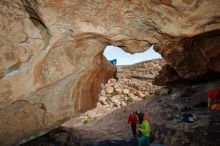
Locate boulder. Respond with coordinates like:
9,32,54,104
158,88,170,96
127,93,140,102
121,101,127,107
108,78,117,84
122,89,130,95
113,83,119,89
100,90,106,96
111,95,121,107
135,91,146,98
99,96,107,105
105,86,114,94
115,88,123,95
85,110,96,119
144,92,150,97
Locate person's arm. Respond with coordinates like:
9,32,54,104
135,117,138,124
138,124,145,133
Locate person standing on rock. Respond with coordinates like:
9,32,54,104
128,111,138,137
138,114,151,146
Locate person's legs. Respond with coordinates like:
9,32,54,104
131,124,136,136
137,135,150,146
137,135,143,146
137,135,148,146
146,136,150,146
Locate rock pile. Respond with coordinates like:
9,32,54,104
96,59,169,110
80,59,169,121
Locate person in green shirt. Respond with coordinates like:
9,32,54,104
137,114,151,146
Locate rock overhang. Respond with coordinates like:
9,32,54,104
0,0,219,145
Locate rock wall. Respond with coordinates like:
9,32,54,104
0,0,219,145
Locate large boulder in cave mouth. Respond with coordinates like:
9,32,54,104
0,0,219,145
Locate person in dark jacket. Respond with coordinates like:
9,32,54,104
135,110,145,137
128,112,138,137
135,110,145,124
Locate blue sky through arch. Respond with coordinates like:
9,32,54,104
103,45,162,65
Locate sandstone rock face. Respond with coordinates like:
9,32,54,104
0,1,116,145
0,0,219,145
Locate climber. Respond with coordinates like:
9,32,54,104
128,111,138,137
135,110,145,137
135,110,145,124
137,114,151,146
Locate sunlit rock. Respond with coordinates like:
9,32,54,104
0,0,219,145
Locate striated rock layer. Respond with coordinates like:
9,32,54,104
0,0,219,145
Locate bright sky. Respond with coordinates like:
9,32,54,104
103,45,162,65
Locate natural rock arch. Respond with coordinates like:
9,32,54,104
0,0,219,145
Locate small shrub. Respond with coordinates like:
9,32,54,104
83,119,88,124
106,96,112,103
83,117,96,124
111,90,117,96
127,96,133,104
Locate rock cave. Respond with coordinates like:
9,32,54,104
0,0,220,146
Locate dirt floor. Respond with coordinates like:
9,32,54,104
22,80,220,146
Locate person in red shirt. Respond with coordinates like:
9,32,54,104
208,90,220,109
128,111,138,137
208,90,220,99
